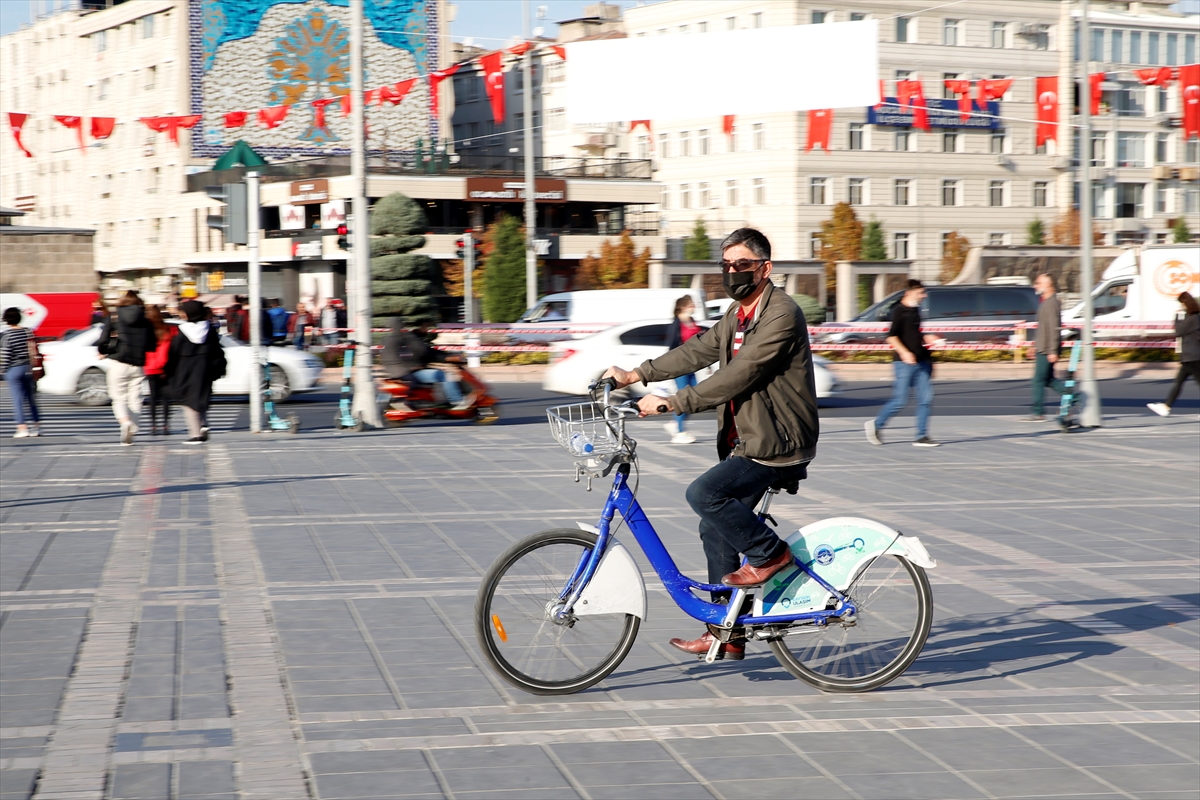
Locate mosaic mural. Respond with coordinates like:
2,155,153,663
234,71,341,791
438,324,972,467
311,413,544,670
190,0,438,158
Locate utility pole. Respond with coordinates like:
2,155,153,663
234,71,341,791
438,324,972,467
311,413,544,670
1078,0,1103,427
246,171,262,433
463,230,475,324
522,0,538,312
349,0,381,427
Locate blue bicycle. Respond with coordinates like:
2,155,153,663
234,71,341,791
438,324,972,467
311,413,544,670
475,381,936,695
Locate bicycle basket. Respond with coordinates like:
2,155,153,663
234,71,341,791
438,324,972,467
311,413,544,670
546,402,626,458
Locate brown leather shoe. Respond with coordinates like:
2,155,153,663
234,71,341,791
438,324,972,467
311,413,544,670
668,631,745,661
721,547,796,588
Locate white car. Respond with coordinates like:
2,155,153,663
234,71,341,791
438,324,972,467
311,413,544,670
542,319,839,402
37,324,325,406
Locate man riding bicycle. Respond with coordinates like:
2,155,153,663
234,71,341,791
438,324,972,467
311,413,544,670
603,228,819,661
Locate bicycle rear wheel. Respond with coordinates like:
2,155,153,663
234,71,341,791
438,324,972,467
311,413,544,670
475,529,640,695
769,554,932,693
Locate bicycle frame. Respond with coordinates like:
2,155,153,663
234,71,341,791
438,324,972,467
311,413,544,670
560,463,856,629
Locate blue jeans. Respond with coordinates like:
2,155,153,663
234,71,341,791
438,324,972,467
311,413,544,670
673,373,697,432
1030,352,1067,416
685,456,809,593
410,368,463,405
4,365,40,426
874,360,934,439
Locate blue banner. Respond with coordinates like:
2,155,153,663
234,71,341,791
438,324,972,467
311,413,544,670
867,98,1000,129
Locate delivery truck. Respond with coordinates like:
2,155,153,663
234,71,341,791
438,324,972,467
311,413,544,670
1063,245,1200,334
0,292,99,339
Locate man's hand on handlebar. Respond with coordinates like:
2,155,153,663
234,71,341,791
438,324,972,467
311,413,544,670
601,366,641,389
636,394,672,417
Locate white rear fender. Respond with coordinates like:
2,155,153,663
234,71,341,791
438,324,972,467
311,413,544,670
885,535,937,569
574,523,646,620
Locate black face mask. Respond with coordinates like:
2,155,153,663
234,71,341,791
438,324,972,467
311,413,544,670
723,268,761,301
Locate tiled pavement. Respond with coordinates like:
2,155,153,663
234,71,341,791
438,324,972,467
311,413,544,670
1,411,1197,800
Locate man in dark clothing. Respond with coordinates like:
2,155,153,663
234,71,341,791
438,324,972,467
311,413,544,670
865,279,943,447
225,296,247,342
603,228,819,661
98,291,156,445
380,319,467,407
1023,273,1067,421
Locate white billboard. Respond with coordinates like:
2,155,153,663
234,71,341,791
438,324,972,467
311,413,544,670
566,21,880,123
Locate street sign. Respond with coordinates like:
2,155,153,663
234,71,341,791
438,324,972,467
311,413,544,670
868,98,1001,129
289,179,330,205
465,177,567,203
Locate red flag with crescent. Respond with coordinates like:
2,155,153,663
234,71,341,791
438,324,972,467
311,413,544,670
944,79,972,121
311,98,337,129
1035,76,1058,146
975,78,1012,111
429,64,461,119
479,52,506,124
896,80,929,131
806,109,832,152
379,78,416,107
1089,72,1106,116
8,112,33,158
1134,67,1172,87
1181,64,1200,140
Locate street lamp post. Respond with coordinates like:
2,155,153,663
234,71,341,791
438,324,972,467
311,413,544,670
522,0,537,313
1078,0,1103,426
350,0,381,427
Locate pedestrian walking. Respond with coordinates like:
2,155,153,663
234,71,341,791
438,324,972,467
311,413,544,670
90,298,108,326
2,306,41,438
320,300,339,345
267,299,290,345
165,300,226,445
143,305,176,435
225,297,246,342
98,290,155,446
1022,273,1068,422
1148,291,1200,417
865,279,943,447
663,295,702,444
290,302,311,350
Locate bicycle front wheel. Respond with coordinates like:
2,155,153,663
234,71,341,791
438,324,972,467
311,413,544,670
474,529,640,695
769,554,932,693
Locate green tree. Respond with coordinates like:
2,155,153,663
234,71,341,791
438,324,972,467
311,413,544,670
482,215,528,322
577,231,650,289
684,218,712,260
1026,218,1046,245
370,193,437,329
861,218,887,261
1173,216,1193,243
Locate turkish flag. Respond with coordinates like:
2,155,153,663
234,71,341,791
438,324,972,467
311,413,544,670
722,115,735,137
944,79,972,121
311,98,337,129
89,117,115,141
896,80,929,130
224,111,248,128
379,78,416,107
1134,67,1172,87
479,52,506,124
874,79,886,111
508,42,533,56
629,120,651,134
551,45,566,61
806,109,832,152
429,64,461,119
140,115,200,144
1035,76,1059,146
1090,72,1106,116
976,78,1012,111
258,105,289,129
8,112,33,158
54,115,86,153
339,90,378,116
1181,64,1200,140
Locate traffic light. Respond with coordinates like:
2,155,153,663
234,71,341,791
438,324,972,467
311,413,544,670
456,234,482,261
336,223,350,250
205,183,248,245
455,237,466,258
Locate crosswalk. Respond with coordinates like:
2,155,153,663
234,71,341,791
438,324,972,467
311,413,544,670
0,393,245,439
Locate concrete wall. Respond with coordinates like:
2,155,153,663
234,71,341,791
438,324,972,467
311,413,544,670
0,232,97,292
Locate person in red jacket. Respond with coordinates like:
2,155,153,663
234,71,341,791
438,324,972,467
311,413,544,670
144,305,176,435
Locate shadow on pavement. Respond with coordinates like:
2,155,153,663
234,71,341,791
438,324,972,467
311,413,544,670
0,475,350,509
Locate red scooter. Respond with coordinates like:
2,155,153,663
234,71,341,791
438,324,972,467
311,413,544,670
378,358,499,426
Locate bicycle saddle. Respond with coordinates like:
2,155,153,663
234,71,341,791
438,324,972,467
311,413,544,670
769,468,806,495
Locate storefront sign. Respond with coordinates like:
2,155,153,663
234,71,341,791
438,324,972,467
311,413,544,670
320,199,346,228
465,178,567,203
293,240,324,260
279,203,306,230
868,98,1000,129
289,179,330,205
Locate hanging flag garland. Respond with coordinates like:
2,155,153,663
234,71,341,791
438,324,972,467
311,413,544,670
1035,76,1059,146
1134,67,1172,87
54,115,86,154
224,111,248,129
508,42,533,56
806,109,832,152
479,52,507,124
257,106,289,130
8,112,33,158
379,78,417,107
140,115,201,145
90,117,116,141
1181,64,1200,140
550,45,566,61
1089,72,1106,116
944,79,972,121
895,80,930,131
428,64,461,120
976,78,1013,109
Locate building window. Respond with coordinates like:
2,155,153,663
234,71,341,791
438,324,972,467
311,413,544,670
725,16,736,30
896,130,913,152
943,19,961,46
1167,33,1178,65
1148,32,1159,65
1111,29,1123,63
1108,82,1146,116
1117,132,1145,168
547,108,566,132
657,132,669,157
148,167,160,194
547,62,565,83
942,132,960,153
1186,33,1197,64
661,186,670,210
1155,184,1168,214
698,129,710,155
149,218,161,244
991,22,1007,49
95,30,106,52
752,12,763,28
145,65,156,90
679,131,690,157
894,233,910,259
98,78,110,100
850,13,865,22
848,122,864,151
1033,181,1048,207
698,21,707,33
1116,182,1144,218
680,184,690,209
812,11,827,24
989,180,1007,207
1130,30,1142,64
810,177,828,205
1091,132,1107,166
1091,28,1104,62
727,180,738,206
991,130,1007,154
679,25,688,34
942,180,960,206
848,178,865,206
894,179,911,206
101,174,112,198
1187,138,1200,164
753,123,765,150
1184,186,1199,215
1155,132,1169,165
636,135,649,160
988,232,1008,246
698,182,710,208
810,233,823,259
142,14,154,38
896,16,910,43
753,177,766,205
657,28,666,36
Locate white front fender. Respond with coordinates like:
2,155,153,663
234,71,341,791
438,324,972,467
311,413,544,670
574,524,646,620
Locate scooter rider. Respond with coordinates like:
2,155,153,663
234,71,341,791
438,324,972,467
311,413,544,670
602,228,820,662
380,318,472,410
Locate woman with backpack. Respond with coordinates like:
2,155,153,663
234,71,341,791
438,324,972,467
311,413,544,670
143,305,176,435
165,301,226,444
1148,291,1200,417
2,306,41,438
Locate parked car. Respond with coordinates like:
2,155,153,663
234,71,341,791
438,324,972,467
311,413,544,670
816,285,1040,345
37,324,324,406
543,320,839,402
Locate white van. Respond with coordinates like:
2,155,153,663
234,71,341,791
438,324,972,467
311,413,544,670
1064,245,1200,333
521,289,709,325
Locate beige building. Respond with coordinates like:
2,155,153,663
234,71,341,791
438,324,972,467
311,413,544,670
0,207,96,293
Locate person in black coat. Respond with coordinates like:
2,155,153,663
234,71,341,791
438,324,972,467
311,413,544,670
97,291,156,445
165,301,227,444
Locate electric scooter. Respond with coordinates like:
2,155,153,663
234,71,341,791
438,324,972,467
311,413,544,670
1057,340,1084,432
333,342,364,432
262,356,300,434
378,357,499,426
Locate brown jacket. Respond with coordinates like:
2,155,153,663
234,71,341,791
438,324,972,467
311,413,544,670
1036,293,1062,354
637,282,819,465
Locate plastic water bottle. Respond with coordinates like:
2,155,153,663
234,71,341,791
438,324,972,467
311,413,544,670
568,432,595,456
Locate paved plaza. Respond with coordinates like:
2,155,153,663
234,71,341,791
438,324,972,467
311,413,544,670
1,403,1198,800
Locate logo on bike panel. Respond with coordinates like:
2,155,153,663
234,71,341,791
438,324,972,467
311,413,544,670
814,544,836,566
